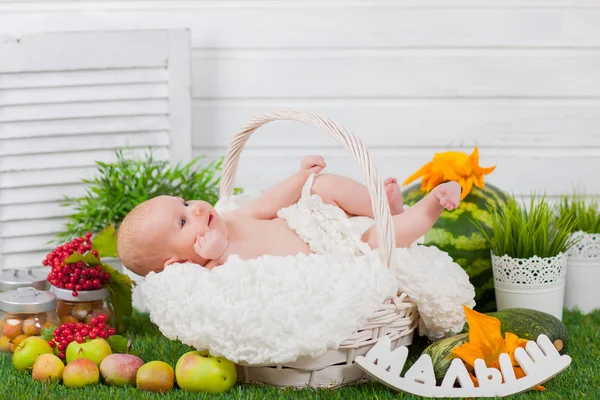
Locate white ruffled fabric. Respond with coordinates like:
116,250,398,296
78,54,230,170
140,187,475,364
277,174,374,256
142,250,397,365
392,246,476,340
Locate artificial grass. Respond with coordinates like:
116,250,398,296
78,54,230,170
1,310,598,400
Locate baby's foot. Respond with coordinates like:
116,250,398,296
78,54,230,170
432,181,461,211
384,177,404,215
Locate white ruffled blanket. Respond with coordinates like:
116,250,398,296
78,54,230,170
142,250,397,365
140,191,476,365
142,247,474,365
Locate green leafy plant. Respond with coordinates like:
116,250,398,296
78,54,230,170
557,193,600,234
55,148,222,243
473,193,579,258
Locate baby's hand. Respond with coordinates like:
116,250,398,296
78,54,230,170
432,181,462,211
301,155,326,174
194,231,228,261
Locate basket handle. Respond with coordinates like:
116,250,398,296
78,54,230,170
219,110,397,268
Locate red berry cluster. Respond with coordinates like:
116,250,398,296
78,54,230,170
42,232,110,297
49,314,116,360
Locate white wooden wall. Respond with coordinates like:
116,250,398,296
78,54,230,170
1,0,600,269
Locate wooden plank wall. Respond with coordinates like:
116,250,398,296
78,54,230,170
0,1,598,269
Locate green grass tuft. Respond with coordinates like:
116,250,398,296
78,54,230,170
54,148,222,244
557,193,600,234
0,310,598,399
473,193,579,258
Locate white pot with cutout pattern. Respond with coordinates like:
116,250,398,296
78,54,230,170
565,231,600,314
491,253,567,320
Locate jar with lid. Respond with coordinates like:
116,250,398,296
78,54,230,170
0,268,49,293
52,286,114,327
0,287,60,352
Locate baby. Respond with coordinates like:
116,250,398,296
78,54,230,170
117,155,461,276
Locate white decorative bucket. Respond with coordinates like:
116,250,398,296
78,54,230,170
491,253,567,320
565,231,600,314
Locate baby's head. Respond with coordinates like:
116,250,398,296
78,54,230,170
117,195,227,276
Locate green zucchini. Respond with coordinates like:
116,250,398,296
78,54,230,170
422,333,469,383
463,308,569,354
424,308,569,383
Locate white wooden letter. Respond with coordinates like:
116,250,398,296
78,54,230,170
473,359,503,388
525,340,546,363
514,347,535,375
498,353,517,384
361,336,409,377
537,334,561,360
441,358,475,389
380,346,409,376
355,334,572,398
403,354,437,385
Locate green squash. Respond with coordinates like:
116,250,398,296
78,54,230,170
422,333,469,384
423,308,569,385
463,308,569,354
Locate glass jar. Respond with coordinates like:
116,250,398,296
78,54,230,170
51,286,114,327
0,268,49,293
0,287,60,352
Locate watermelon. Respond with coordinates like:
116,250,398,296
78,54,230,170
422,333,469,384
402,183,507,312
462,308,569,354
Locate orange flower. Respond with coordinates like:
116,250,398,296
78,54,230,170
403,148,495,200
452,306,545,391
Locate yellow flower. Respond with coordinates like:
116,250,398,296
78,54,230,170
452,306,545,391
403,148,495,200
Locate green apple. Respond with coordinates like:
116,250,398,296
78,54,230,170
100,354,144,386
66,338,112,367
136,361,175,392
63,358,99,388
32,354,65,382
12,336,53,371
175,351,237,393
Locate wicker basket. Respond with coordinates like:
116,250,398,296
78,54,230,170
219,110,419,388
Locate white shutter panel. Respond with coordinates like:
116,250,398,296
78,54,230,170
0,30,192,270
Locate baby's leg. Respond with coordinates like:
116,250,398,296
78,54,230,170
311,174,404,217
362,181,461,248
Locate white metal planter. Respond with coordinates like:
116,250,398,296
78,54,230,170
565,231,600,314
491,253,567,320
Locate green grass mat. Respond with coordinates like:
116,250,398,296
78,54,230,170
1,310,598,399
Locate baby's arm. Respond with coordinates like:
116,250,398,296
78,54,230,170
232,155,326,220
195,231,262,269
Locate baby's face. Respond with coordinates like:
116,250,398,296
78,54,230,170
144,195,227,268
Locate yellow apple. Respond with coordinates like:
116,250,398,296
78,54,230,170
32,354,65,382
136,361,174,392
175,351,237,393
